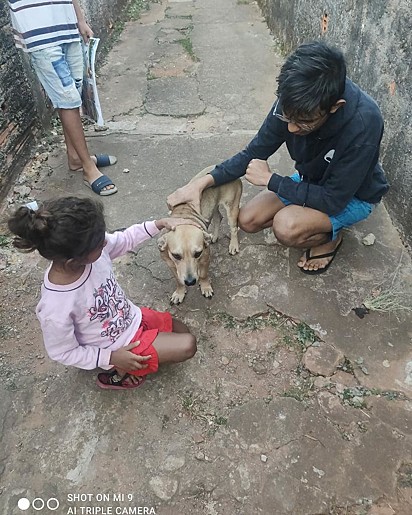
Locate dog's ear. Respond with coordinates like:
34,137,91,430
157,233,168,252
202,231,213,247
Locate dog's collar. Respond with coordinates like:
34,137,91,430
189,210,209,231
171,205,209,231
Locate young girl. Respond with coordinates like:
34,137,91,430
8,196,197,390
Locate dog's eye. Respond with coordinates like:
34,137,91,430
194,250,202,259
172,253,182,261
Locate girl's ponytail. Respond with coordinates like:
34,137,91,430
8,205,50,252
8,196,106,261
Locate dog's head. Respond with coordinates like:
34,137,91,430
158,225,212,286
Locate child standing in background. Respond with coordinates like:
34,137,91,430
8,197,197,390
8,0,117,195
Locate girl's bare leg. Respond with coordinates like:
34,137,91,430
120,318,196,384
152,317,196,364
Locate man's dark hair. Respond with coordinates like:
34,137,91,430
276,41,347,120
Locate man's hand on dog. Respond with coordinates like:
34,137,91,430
167,185,202,213
167,174,215,213
246,159,272,186
155,218,200,231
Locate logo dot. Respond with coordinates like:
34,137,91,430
32,498,45,510
17,498,30,511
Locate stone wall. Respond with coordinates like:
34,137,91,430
0,0,129,200
0,1,41,196
257,0,412,247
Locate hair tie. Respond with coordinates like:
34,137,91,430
25,201,39,212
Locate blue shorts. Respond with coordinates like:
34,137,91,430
30,42,83,109
278,173,374,241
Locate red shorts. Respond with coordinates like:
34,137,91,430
127,307,173,377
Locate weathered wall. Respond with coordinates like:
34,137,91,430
0,1,42,195
0,0,129,199
258,0,412,247
80,0,131,46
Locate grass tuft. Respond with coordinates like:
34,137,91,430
177,37,198,61
363,288,412,313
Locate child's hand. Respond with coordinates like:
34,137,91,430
78,21,94,43
110,342,151,371
155,218,200,231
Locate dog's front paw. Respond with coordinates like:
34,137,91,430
170,289,187,305
228,241,239,255
200,280,214,298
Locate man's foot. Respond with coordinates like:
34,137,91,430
298,236,343,274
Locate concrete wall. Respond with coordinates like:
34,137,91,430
0,0,129,200
257,0,412,247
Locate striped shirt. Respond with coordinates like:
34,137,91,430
8,0,80,53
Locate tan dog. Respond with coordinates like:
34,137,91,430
158,166,242,304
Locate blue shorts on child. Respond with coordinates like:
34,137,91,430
29,42,83,109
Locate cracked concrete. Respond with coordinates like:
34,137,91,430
0,0,411,514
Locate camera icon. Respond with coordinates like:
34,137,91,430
18,497,60,511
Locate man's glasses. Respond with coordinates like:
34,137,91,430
273,99,328,131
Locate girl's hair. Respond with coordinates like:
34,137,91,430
276,41,347,120
7,196,106,261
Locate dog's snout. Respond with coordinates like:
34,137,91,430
185,277,197,287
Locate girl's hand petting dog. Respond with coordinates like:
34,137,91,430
155,218,200,231
110,342,151,371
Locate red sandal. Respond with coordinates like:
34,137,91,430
96,369,146,390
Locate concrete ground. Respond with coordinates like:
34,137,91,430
1,0,411,514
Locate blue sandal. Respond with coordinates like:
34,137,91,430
94,154,117,167
70,154,118,173
84,175,118,196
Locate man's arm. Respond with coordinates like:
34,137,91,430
210,105,285,187
167,102,285,209
72,0,93,42
270,143,381,215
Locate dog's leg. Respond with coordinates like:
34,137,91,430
170,267,188,304
199,277,213,298
209,208,223,243
223,181,242,255
198,249,213,298
161,253,187,304
223,201,240,255
171,284,187,305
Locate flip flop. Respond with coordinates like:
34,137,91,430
96,369,146,390
84,174,118,196
70,154,117,172
300,238,343,275
94,154,117,167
